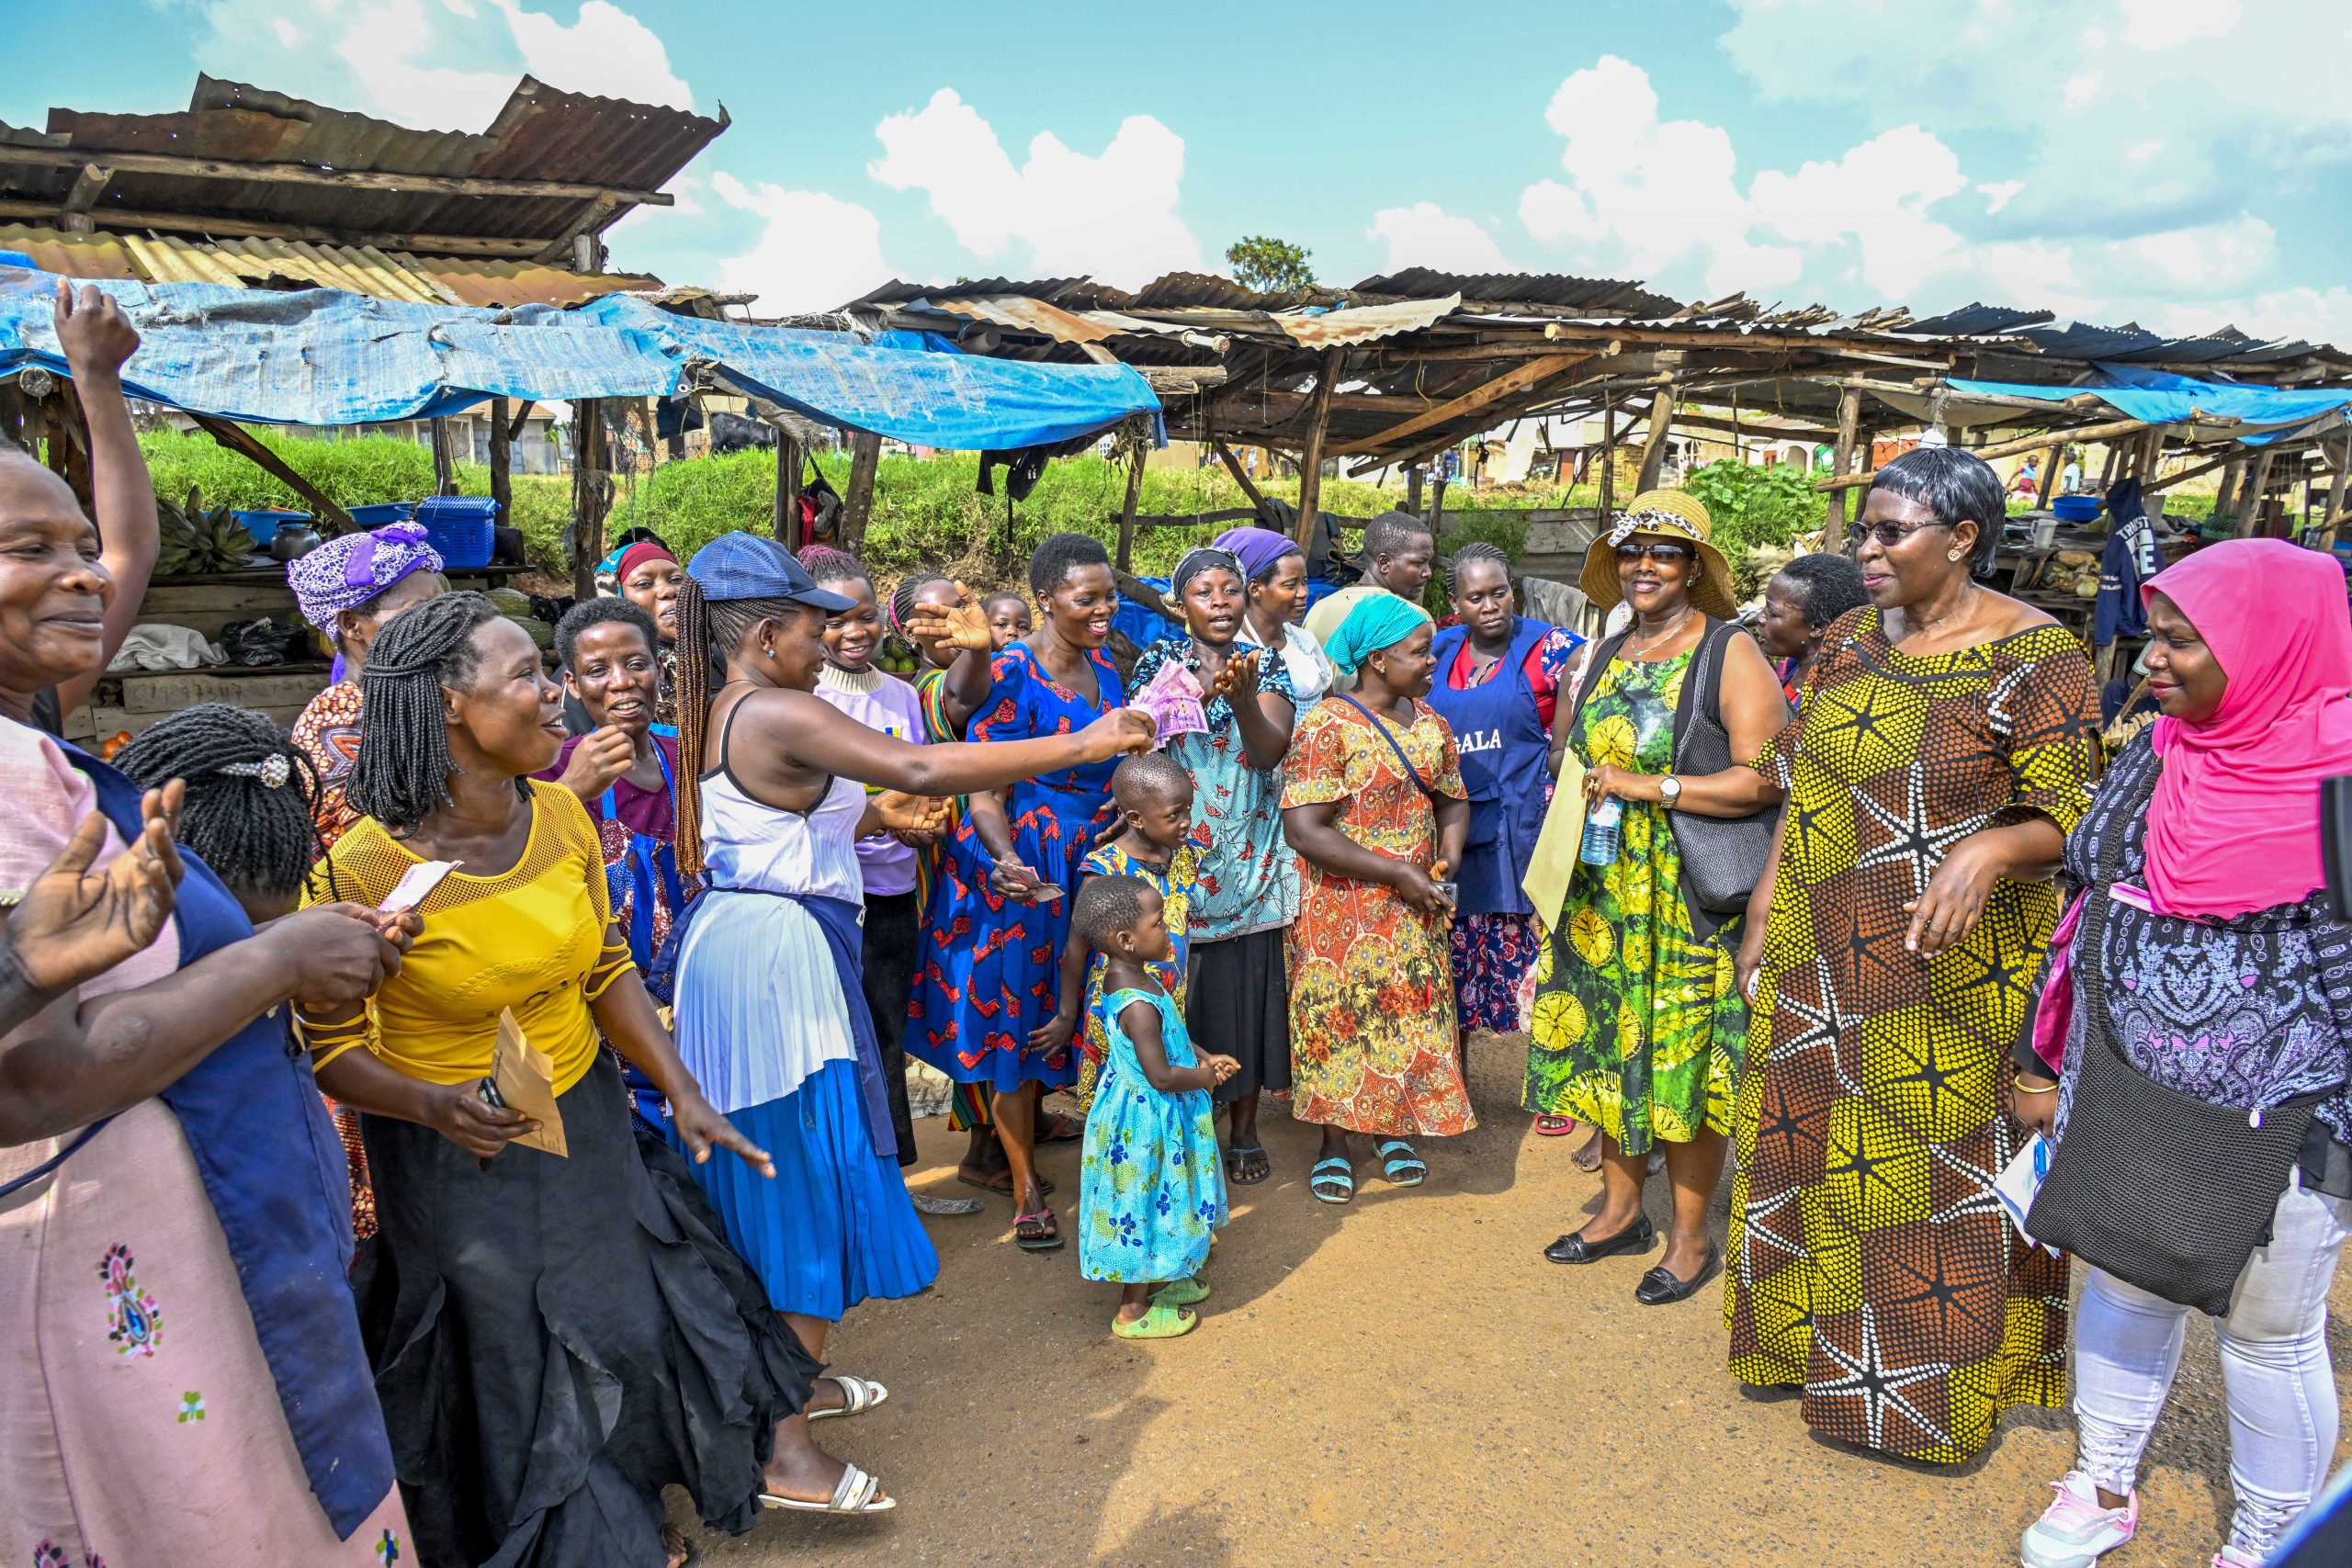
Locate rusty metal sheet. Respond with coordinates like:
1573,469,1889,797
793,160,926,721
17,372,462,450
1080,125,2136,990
1272,292,1461,348
0,225,141,279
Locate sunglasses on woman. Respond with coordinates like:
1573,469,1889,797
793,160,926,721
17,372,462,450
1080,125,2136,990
1615,541,1694,564
1849,519,1953,550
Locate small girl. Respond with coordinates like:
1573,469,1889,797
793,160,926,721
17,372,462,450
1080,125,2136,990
981,590,1034,649
1072,874,1236,1339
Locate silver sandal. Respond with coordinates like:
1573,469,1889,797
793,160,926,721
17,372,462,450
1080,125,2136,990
806,1373,888,1423
761,1462,896,1514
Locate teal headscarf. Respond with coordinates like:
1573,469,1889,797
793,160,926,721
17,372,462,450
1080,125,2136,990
1323,590,1432,678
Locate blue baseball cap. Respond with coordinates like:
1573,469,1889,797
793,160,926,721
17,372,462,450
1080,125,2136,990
685,531,857,612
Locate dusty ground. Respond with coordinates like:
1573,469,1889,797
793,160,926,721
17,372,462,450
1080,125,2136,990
684,1032,2352,1568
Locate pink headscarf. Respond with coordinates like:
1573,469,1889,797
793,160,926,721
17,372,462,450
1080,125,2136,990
2141,538,2352,917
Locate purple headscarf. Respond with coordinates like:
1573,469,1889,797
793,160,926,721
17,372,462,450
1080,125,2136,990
287,521,445,681
1212,525,1302,582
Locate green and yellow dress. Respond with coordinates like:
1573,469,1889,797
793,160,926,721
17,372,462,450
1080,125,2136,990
1524,647,1746,1153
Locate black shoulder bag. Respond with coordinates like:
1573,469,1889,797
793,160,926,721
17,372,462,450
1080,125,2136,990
2026,761,2329,1315
1666,619,1780,924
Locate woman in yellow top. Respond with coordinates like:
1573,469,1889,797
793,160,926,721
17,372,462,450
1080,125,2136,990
301,593,880,1568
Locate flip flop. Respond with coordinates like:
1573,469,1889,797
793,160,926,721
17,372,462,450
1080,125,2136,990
1225,1143,1272,1186
1152,1276,1211,1307
1111,1301,1197,1339
1309,1156,1354,1204
1375,1139,1428,1187
1036,1112,1084,1144
1535,1115,1578,1137
956,1169,1054,1197
1013,1207,1063,1251
761,1463,897,1514
806,1373,888,1423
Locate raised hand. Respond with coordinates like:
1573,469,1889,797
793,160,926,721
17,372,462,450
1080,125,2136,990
53,280,139,378
5,786,184,995
1204,647,1261,705
558,727,636,801
905,581,993,653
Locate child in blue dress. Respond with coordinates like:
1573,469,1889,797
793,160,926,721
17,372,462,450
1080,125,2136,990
1072,874,1237,1339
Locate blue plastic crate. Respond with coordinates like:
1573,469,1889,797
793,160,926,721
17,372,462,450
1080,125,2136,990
413,495,499,569
346,502,414,530
232,509,310,546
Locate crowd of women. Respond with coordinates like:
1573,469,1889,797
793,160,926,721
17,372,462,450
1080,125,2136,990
2,283,2346,1568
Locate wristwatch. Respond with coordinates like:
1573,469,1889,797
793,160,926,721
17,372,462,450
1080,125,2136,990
1658,774,1683,809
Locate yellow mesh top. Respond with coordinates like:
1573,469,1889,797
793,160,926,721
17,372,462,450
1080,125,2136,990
300,783,628,1094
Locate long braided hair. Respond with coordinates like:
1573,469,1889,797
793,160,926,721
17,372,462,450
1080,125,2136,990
346,592,505,836
114,702,322,908
672,575,801,876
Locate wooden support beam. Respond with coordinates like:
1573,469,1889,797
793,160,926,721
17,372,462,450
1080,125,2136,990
0,198,549,257
2235,447,2276,537
2034,439,2064,507
0,143,675,207
2322,433,2351,547
2211,458,2241,521
59,164,112,234
1114,440,1148,573
1822,416,2159,492
1598,398,1619,521
1329,352,1589,457
1823,386,1863,549
772,433,802,544
840,432,881,556
1405,465,1423,517
532,194,624,266
504,400,537,443
488,396,513,531
571,400,610,602
1210,438,1276,526
1634,386,1676,493
185,412,356,534
1541,318,1952,359
1291,347,1343,549
429,416,457,496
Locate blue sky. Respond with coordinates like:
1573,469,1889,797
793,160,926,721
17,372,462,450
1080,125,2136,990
14,1,2352,341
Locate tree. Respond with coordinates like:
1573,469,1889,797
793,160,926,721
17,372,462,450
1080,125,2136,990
1225,236,1315,294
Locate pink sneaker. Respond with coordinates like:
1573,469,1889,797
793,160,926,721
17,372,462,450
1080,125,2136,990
2211,1549,2262,1568
2020,1472,2137,1568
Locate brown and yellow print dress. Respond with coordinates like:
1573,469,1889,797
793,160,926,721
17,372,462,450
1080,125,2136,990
1726,609,2099,1463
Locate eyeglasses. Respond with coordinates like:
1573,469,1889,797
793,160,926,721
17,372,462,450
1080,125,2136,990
1615,541,1694,564
1849,520,1954,550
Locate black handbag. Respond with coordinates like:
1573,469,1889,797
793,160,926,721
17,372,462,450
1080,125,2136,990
1665,620,1781,921
2025,763,2326,1315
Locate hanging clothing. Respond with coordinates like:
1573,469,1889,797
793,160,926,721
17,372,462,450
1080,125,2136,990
909,642,1125,1093
1730,609,2101,1462
1078,986,1228,1284
2093,478,2164,647
671,716,937,1321
2,720,403,1564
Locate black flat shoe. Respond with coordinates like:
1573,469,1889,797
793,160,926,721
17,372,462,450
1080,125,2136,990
1634,1247,1719,1305
1543,1214,1657,1265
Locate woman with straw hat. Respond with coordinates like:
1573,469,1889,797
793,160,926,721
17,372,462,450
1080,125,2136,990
1530,490,1789,1305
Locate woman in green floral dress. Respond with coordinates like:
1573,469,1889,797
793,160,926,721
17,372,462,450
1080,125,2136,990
1527,491,1789,1305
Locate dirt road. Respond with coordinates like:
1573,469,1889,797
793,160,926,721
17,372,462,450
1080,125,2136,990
688,1033,2351,1567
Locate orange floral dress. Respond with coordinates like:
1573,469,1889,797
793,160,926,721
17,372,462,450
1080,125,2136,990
1280,697,1476,1137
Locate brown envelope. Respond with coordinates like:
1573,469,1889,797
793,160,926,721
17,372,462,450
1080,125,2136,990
491,1008,567,1157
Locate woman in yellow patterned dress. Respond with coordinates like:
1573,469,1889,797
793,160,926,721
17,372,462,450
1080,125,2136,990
1527,491,1789,1306
1281,594,1474,1204
1727,448,2101,1463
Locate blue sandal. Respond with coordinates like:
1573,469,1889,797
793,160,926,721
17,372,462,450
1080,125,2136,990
1308,1156,1354,1204
1375,1140,1427,1187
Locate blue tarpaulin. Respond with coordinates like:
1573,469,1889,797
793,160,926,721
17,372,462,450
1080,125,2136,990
1944,365,2352,446
0,265,1159,450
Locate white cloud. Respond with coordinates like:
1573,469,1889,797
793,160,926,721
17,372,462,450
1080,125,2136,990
332,0,515,130
2119,0,2238,51
269,16,300,46
867,89,1198,287
1749,126,1969,298
1978,180,2024,214
2060,71,2101,112
1365,202,1509,273
707,172,892,315
488,0,693,110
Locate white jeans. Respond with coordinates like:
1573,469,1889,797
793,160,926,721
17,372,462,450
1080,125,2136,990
2071,1178,2352,1558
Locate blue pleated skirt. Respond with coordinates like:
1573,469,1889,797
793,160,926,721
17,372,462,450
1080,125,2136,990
672,1056,939,1322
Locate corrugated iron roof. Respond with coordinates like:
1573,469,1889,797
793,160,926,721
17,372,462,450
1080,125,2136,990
0,223,658,308
1348,266,1680,317
1272,292,1463,347
4,74,724,250
846,276,1095,308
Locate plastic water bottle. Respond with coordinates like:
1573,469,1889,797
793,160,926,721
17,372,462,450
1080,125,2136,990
1579,797,1623,866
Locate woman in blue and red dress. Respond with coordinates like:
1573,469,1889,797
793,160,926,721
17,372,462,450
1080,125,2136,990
908,534,1130,1251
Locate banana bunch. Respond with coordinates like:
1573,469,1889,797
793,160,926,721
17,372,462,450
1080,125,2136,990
155,487,259,577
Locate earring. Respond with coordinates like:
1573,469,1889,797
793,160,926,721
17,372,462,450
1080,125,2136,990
1947,547,1964,561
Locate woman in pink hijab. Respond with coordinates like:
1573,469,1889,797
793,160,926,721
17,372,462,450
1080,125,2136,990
2016,539,2352,1568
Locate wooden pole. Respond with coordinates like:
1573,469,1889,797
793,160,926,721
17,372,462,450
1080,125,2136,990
1824,385,1862,550
1823,416,2160,493
1211,438,1276,525
187,412,355,533
2211,458,2241,524
1428,475,1448,536
429,416,456,496
488,396,513,530
1290,347,1343,550
1114,439,1148,573
2236,448,2276,538
840,432,881,556
2321,433,2350,548
2098,441,2121,493
2034,440,2064,507
1634,386,1676,493
1404,464,1423,517
2136,430,2168,517
571,400,609,602
1597,397,1618,521
772,432,801,543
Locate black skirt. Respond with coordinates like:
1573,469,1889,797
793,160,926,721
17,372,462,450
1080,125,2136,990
861,888,922,1166
358,1055,819,1568
1189,925,1293,1103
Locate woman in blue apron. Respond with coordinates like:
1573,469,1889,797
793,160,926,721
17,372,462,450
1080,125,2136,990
1425,543,1583,1048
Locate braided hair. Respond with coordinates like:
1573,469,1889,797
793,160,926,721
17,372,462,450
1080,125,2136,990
672,576,802,875
1444,539,1511,600
797,544,869,590
888,570,950,636
115,703,322,908
346,592,504,836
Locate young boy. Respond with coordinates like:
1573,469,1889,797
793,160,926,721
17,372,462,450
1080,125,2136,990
1031,751,1204,1110
1071,874,1237,1337
981,590,1033,649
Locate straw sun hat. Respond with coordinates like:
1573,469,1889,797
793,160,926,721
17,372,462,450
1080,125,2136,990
1578,488,1739,621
